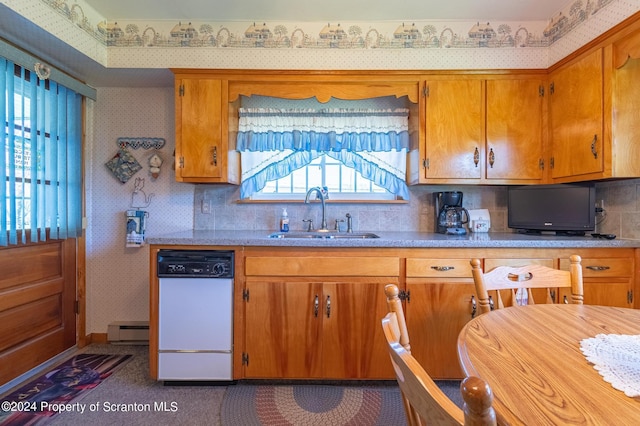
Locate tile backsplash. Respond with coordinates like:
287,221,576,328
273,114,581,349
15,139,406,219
194,184,509,233
595,179,640,239
194,179,640,238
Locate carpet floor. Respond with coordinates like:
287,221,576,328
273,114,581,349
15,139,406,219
1,345,463,425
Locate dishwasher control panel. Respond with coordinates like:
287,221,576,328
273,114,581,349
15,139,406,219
157,250,234,278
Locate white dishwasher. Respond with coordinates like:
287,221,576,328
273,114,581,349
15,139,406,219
157,250,234,381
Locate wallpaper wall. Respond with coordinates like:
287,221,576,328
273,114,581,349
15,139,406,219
85,87,193,334
3,0,639,73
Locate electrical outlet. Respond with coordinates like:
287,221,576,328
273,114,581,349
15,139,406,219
201,199,211,214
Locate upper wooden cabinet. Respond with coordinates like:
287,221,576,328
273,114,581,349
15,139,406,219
549,28,640,183
422,79,483,182
417,75,546,184
486,78,546,182
548,49,604,180
173,76,240,183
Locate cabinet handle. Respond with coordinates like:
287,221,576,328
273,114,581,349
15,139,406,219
314,295,319,318
563,295,568,304
628,290,633,304
489,295,494,311
473,147,479,167
508,272,533,281
470,295,476,318
488,148,495,168
586,265,610,271
550,289,556,301
590,135,598,159
431,266,454,272
326,295,331,318
211,146,218,166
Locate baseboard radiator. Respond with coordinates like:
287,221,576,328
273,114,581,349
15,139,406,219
107,321,149,345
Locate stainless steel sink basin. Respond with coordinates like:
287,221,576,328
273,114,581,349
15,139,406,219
268,231,380,239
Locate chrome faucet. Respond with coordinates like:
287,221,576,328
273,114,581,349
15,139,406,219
305,187,328,230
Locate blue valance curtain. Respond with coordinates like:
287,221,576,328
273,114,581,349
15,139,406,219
1,57,83,245
237,108,410,199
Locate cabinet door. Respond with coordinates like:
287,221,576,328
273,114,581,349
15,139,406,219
406,281,476,379
486,79,545,181
424,80,483,180
176,78,223,179
244,281,323,378
549,49,604,179
322,282,394,379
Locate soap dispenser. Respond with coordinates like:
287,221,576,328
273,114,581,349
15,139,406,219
280,208,289,232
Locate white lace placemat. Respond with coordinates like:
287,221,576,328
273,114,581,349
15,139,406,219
580,334,640,398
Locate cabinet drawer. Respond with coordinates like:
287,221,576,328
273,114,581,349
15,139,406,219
560,258,632,278
484,258,554,271
245,256,399,277
406,259,472,278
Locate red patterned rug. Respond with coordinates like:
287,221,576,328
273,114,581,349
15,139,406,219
221,384,407,425
0,353,131,425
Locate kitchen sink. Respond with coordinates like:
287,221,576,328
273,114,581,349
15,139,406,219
268,231,380,239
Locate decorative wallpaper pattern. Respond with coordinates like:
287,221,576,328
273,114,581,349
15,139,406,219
42,0,614,50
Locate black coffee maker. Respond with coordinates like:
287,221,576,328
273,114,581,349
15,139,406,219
434,191,470,234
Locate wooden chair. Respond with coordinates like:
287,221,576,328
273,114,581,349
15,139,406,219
382,284,496,426
469,255,584,315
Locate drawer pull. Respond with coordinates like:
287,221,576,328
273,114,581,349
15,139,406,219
314,295,319,318
470,295,476,318
586,265,610,271
431,266,455,272
508,272,533,281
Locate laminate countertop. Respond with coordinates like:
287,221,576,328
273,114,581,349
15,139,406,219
146,230,640,248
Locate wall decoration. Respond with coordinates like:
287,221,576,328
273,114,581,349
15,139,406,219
105,146,142,183
149,153,163,179
40,0,617,51
117,137,166,150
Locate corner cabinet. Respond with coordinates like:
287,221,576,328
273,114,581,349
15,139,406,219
549,29,640,183
418,75,546,184
173,75,240,183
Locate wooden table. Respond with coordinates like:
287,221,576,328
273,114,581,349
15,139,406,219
457,304,640,425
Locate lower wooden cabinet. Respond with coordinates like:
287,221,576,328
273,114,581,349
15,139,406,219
559,254,635,307
242,250,399,379
402,249,636,380
237,247,636,381
404,257,475,379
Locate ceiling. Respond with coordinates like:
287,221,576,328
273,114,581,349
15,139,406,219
82,0,568,23
3,1,574,88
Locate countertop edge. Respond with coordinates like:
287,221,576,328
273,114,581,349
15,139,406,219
145,231,640,249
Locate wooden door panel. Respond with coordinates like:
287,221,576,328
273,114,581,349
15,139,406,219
322,281,395,379
559,281,631,307
486,79,544,180
425,80,483,180
550,50,603,178
0,239,76,385
0,295,62,351
406,281,476,379
244,281,322,378
178,79,222,179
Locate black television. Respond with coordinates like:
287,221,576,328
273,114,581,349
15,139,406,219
507,183,596,235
